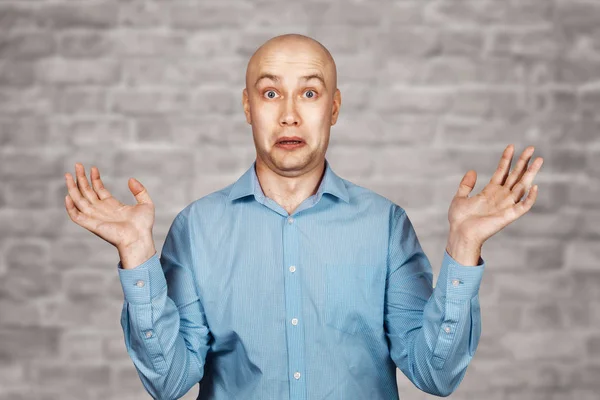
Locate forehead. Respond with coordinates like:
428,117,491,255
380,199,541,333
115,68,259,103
249,45,332,88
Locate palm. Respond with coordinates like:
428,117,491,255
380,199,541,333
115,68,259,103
447,145,544,245
92,199,155,246
65,163,155,248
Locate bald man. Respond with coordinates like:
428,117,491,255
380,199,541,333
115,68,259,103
66,33,544,399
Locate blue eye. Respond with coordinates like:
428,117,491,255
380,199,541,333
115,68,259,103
264,90,277,99
304,90,316,98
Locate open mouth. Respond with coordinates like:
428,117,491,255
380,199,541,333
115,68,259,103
275,141,306,149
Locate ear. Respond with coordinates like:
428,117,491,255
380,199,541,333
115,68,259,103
331,88,341,126
242,88,252,124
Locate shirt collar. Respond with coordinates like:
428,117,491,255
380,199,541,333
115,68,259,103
227,158,350,204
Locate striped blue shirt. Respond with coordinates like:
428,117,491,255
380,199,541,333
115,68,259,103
117,158,486,400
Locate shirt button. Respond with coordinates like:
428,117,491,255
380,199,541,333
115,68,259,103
291,318,298,326
452,279,460,287
145,330,153,338
135,280,145,287
293,372,301,380
287,217,294,224
289,265,296,273
444,326,451,333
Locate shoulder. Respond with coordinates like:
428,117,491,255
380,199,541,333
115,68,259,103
343,178,406,218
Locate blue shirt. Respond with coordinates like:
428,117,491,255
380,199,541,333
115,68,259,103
117,158,486,400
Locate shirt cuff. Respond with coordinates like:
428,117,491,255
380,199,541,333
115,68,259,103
437,249,486,300
117,252,167,305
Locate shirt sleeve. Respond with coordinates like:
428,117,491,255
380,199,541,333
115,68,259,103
384,205,485,397
117,211,211,399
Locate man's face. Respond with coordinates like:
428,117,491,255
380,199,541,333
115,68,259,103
242,38,341,177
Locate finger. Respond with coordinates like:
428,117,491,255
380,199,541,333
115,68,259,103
65,194,96,231
513,184,538,217
504,146,535,190
90,166,113,200
510,157,543,203
489,144,514,186
75,163,100,204
65,171,93,214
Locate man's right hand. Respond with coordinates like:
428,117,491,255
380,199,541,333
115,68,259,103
64,162,156,269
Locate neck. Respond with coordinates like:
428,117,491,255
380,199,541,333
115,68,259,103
254,157,326,214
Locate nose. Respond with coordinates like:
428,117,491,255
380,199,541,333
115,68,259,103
280,97,300,127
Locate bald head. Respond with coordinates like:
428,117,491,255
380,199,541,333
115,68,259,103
245,33,337,94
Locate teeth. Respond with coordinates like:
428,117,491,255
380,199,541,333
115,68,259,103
280,141,301,144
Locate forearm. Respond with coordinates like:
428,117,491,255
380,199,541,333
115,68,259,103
118,253,210,399
388,250,485,397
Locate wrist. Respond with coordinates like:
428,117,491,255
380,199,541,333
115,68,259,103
446,231,482,267
118,235,156,270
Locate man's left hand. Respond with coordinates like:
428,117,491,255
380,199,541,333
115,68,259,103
447,144,544,248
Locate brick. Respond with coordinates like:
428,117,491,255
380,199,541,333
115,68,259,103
500,331,586,361
554,0,600,35
490,29,563,60
524,241,564,270
41,297,122,329
32,364,111,388
170,3,249,29
0,32,55,60
37,59,120,85
0,268,60,301
49,238,118,272
580,210,600,238
0,327,61,362
565,240,600,270
568,178,600,209
586,335,600,358
494,271,575,302
186,31,237,57
58,31,113,58
114,149,194,178
62,270,113,301
570,364,600,390
122,59,232,87
135,116,224,146
0,117,50,147
113,31,188,56
0,299,42,327
59,331,105,361
378,27,439,57
421,57,480,84
520,300,565,330
55,118,132,146
373,88,451,114
37,2,118,29
110,89,192,115
0,5,38,32
440,29,484,56
119,0,169,27
193,87,239,115
54,88,107,114
0,88,54,115
102,336,130,362
572,271,600,301
557,58,600,84
0,61,35,87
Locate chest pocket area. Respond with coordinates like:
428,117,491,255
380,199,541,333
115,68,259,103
324,263,385,336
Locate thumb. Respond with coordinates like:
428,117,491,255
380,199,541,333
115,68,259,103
455,170,477,198
128,178,153,205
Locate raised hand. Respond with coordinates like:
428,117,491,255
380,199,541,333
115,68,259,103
64,162,155,253
447,144,544,247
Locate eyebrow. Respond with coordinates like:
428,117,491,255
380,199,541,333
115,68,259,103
254,73,326,88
